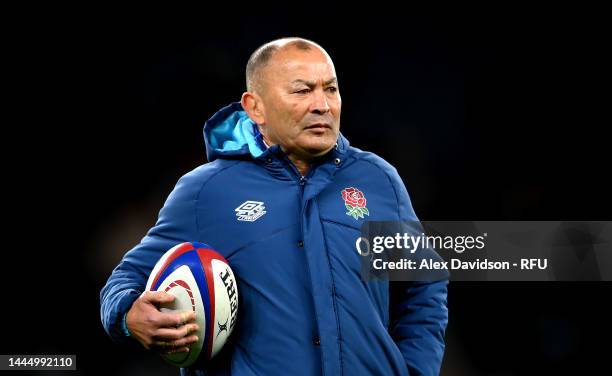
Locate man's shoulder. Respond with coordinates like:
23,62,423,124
174,159,243,193
347,146,399,178
346,146,417,218
185,158,241,178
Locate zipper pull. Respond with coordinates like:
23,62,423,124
299,176,307,186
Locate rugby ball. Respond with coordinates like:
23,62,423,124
145,242,238,368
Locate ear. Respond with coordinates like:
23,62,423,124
241,92,266,125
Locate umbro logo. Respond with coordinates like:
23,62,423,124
235,200,267,222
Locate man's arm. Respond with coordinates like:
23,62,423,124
389,280,448,376
100,171,203,344
384,165,449,375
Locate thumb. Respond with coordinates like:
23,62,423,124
143,291,175,304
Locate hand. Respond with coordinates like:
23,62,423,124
126,291,199,354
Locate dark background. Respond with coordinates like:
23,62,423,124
4,4,610,375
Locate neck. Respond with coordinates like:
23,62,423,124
287,155,310,176
261,132,311,176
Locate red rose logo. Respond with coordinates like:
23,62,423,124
341,187,369,219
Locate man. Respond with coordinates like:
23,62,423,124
101,37,448,376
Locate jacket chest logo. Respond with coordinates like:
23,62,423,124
235,201,267,222
341,187,370,220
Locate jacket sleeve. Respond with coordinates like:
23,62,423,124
386,167,449,376
99,171,202,343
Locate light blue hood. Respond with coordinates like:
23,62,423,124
203,102,267,162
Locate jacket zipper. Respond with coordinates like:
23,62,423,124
282,156,342,372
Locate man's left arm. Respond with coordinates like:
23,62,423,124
389,280,448,376
386,166,449,376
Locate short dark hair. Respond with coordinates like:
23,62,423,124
245,37,324,92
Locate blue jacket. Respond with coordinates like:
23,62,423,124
100,102,448,376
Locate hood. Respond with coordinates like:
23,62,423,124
203,102,266,162
203,102,350,162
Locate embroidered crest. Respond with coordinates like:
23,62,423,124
341,187,370,219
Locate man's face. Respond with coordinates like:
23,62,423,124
258,47,341,159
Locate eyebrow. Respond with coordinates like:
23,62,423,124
291,78,338,87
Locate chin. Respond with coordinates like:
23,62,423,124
302,142,336,156
295,133,338,157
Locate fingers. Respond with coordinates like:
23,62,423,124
152,335,199,353
166,346,191,354
153,340,187,353
150,322,199,354
178,311,196,326
155,323,199,340
129,291,198,354
140,292,196,327
142,291,175,304
166,335,199,349
155,310,196,328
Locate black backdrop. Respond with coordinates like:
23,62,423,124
4,4,610,376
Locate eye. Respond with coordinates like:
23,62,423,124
294,88,311,94
326,86,338,93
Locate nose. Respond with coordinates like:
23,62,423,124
310,89,330,115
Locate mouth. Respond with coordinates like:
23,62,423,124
304,123,332,130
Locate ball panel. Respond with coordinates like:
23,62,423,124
210,259,238,358
196,247,220,359
146,242,196,291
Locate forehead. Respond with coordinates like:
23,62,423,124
265,47,336,83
